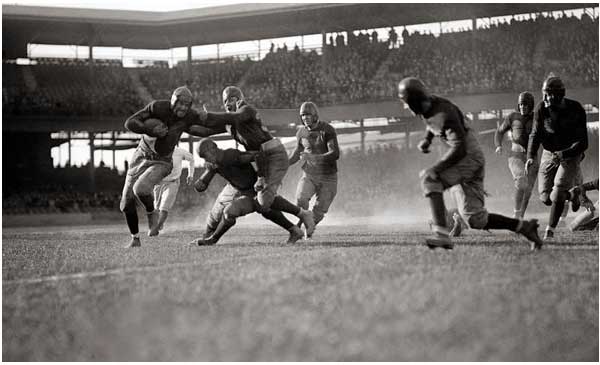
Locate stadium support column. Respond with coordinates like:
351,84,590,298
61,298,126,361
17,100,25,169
472,18,477,31
404,122,410,150
188,135,194,155
360,118,365,153
89,133,96,191
112,132,116,170
68,131,72,167
187,45,192,81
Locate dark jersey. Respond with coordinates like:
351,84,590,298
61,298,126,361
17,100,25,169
206,101,273,151
127,100,204,159
494,111,533,150
527,98,588,160
582,178,599,192
421,95,473,173
213,149,257,191
295,122,339,175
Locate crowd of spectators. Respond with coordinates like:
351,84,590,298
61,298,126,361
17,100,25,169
3,14,598,114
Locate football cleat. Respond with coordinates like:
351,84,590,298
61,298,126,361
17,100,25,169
299,209,316,238
425,232,453,250
286,226,304,244
543,229,554,240
517,219,543,250
189,237,217,246
127,236,141,248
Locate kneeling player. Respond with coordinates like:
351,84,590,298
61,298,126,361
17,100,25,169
568,178,599,231
189,138,314,245
398,77,543,250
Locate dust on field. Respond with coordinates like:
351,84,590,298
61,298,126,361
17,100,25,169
2,223,598,361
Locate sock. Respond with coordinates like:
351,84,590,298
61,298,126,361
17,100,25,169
124,211,139,235
514,188,525,215
271,196,301,216
261,209,294,230
549,200,565,228
428,193,447,229
520,188,532,216
210,217,236,242
483,213,519,231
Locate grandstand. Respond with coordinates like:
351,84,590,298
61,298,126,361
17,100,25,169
2,3,598,216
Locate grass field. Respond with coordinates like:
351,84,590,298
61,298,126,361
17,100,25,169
2,221,598,361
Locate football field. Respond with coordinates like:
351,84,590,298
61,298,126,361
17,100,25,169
2,221,598,361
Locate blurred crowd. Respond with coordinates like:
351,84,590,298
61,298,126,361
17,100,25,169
3,13,597,115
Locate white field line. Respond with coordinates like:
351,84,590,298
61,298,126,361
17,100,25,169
3,250,292,287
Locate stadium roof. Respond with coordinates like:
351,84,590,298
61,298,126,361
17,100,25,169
2,3,591,50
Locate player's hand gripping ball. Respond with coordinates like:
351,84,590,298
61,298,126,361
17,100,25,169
417,139,431,153
254,176,267,192
145,118,168,138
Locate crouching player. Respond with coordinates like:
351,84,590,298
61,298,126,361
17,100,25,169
568,178,599,231
289,102,340,237
526,76,588,240
189,138,314,246
398,77,543,250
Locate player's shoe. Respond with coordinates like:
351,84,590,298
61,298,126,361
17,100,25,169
286,226,304,244
425,232,453,250
127,236,141,248
543,229,554,240
189,237,217,246
569,186,581,212
147,211,159,236
449,213,462,237
516,219,543,250
299,209,316,238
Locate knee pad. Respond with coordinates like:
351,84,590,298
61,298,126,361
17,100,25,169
465,211,488,230
540,192,552,206
550,188,568,203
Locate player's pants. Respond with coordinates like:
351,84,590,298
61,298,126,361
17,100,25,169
508,151,537,191
256,138,289,211
120,147,173,213
206,184,256,232
538,150,583,204
422,132,488,229
153,179,180,212
295,171,338,224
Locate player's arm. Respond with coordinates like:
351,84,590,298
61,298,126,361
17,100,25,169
527,105,544,161
194,166,217,192
187,124,227,137
288,131,304,165
204,105,256,128
124,101,165,137
555,105,588,159
581,179,599,192
494,117,511,150
181,149,196,183
431,115,467,173
418,129,435,153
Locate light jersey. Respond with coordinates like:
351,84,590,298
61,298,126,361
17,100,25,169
161,147,194,182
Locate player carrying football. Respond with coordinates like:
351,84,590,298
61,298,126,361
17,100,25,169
120,86,215,248
398,77,543,250
494,92,538,218
526,76,588,240
289,102,340,236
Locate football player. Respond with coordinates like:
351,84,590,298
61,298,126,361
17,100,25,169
288,102,340,236
568,178,599,231
202,86,316,238
494,92,538,218
526,76,588,240
150,146,195,236
120,86,217,248
398,77,543,250
189,138,313,246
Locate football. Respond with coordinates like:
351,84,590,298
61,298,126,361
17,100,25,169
144,118,166,130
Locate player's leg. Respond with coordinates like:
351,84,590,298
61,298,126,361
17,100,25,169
150,180,179,236
421,171,453,249
294,172,317,229
508,154,528,218
133,161,172,235
120,173,141,247
260,209,304,244
312,173,338,226
190,184,239,246
546,156,582,238
520,159,538,217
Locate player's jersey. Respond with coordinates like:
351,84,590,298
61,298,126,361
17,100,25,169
225,102,273,151
422,95,481,172
213,149,258,191
296,121,338,175
127,100,203,159
495,111,533,151
162,147,193,181
528,98,588,160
